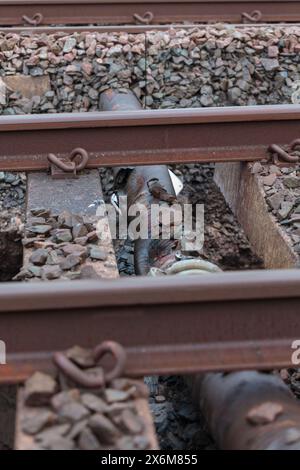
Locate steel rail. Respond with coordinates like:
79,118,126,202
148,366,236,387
0,105,300,170
0,269,300,383
0,0,300,26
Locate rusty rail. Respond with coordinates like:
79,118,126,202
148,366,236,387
0,0,300,26
0,105,300,170
0,269,300,383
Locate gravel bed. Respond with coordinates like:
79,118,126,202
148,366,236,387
0,171,26,280
281,368,300,399
1,25,300,113
146,376,215,450
0,31,145,113
0,172,26,210
146,25,300,108
18,346,153,450
16,207,110,282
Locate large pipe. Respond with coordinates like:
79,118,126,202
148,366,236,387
100,88,300,451
191,371,300,450
99,89,178,275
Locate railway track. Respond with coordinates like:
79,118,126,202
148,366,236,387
0,101,298,385
1,269,300,384
0,0,300,27
0,99,299,449
0,20,300,451
0,105,300,170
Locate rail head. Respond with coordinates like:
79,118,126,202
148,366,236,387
1,105,300,132
0,105,300,169
0,269,299,312
1,269,300,381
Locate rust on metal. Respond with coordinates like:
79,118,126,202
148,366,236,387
53,351,105,388
47,147,89,179
0,0,300,26
1,105,300,170
53,341,127,388
94,341,127,383
0,269,300,383
191,371,300,449
15,365,159,450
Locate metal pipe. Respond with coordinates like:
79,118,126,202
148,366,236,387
99,89,177,274
190,371,300,450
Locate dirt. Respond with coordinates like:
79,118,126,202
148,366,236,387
174,163,263,270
